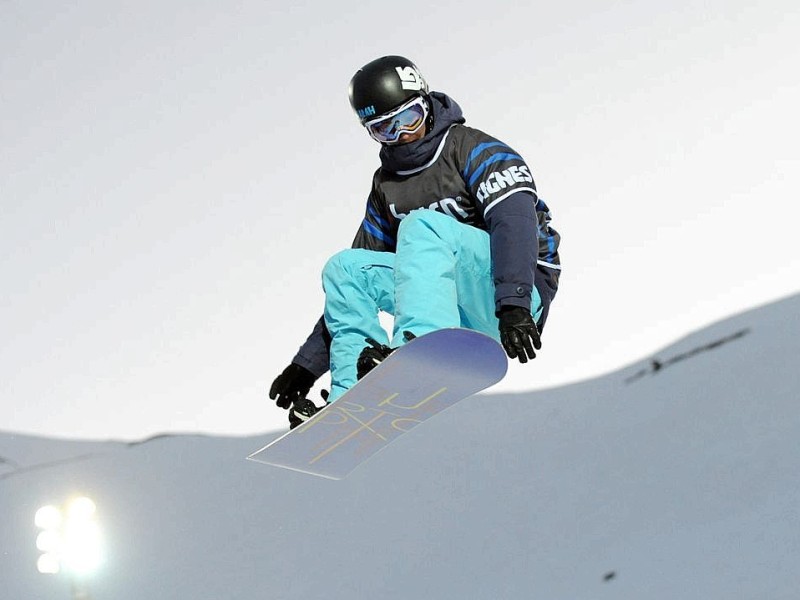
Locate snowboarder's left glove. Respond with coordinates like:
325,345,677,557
269,363,317,410
356,332,416,381
498,306,541,364
356,338,395,380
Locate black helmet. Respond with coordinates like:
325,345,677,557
349,55,430,123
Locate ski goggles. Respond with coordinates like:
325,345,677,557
363,95,428,144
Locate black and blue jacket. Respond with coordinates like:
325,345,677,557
293,92,561,377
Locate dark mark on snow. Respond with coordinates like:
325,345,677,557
0,433,204,482
625,328,750,383
0,455,19,468
0,453,101,482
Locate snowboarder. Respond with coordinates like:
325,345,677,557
269,55,561,428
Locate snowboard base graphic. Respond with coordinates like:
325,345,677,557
248,328,508,480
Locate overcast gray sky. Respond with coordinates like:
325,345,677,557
3,0,798,439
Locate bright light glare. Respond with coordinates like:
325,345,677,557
63,515,102,575
37,553,60,574
34,505,62,530
35,496,103,576
67,497,96,520
36,530,62,553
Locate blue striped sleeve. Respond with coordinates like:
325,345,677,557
462,141,511,181
367,204,391,231
361,218,396,247
466,152,524,187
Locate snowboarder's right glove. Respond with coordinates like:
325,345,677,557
498,306,541,364
269,363,317,410
289,390,329,429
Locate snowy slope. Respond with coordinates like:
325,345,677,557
1,294,799,599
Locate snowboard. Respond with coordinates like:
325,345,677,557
248,328,508,480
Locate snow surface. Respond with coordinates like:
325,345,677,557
1,294,799,599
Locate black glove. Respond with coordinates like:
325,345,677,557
288,390,330,430
498,306,542,364
269,363,317,410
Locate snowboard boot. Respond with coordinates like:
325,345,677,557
356,332,416,380
289,397,323,429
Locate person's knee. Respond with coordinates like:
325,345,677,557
397,209,456,242
322,248,394,286
322,249,359,284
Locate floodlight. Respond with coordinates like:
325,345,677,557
35,495,103,579
63,520,102,575
36,530,62,553
37,553,61,575
35,505,62,530
67,497,96,520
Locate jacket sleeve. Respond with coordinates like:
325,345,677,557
291,315,332,378
483,190,539,313
351,181,397,251
458,129,539,313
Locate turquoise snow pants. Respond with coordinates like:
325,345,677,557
322,210,543,401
